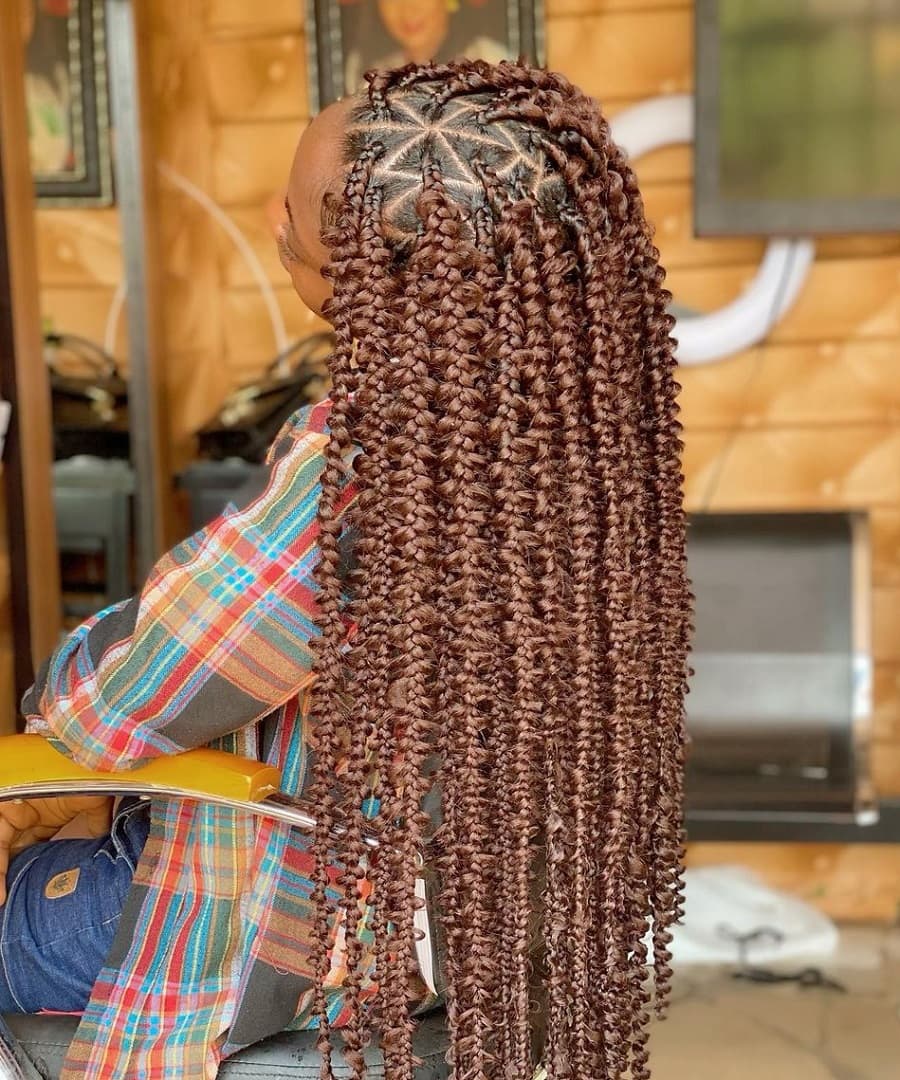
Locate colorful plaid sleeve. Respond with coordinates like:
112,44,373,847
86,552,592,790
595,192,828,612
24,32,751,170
22,402,349,772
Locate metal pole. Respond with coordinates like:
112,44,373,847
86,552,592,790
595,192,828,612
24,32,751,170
105,0,167,576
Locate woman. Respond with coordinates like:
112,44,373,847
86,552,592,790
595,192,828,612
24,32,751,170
1,61,691,1080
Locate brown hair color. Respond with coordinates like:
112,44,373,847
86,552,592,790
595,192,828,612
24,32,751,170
306,59,692,1080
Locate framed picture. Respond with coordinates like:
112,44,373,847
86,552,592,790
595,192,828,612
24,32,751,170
306,0,545,111
23,0,113,206
695,0,900,236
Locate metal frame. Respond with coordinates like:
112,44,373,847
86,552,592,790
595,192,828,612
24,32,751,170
687,512,892,843
694,0,900,236
687,801,900,844
305,0,545,111
0,773,328,835
104,0,167,577
32,0,114,206
684,508,878,832
849,511,877,823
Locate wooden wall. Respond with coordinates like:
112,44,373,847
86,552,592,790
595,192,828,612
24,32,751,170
30,0,900,918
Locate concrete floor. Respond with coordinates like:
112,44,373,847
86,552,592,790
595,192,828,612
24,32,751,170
646,926,900,1079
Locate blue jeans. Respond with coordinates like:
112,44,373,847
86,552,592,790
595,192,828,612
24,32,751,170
0,800,149,1014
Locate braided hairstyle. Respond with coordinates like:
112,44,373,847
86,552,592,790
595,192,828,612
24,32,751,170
306,60,692,1080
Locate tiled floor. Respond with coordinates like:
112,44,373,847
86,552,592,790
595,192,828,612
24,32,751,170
647,927,900,1079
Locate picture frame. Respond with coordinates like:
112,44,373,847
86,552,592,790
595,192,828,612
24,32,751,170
25,0,113,207
306,0,545,112
694,0,900,236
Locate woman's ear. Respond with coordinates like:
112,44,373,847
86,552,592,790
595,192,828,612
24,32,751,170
265,189,288,235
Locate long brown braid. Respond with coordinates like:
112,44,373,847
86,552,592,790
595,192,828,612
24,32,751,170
305,60,692,1080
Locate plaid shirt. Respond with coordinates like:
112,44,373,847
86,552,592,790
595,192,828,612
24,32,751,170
22,401,393,1079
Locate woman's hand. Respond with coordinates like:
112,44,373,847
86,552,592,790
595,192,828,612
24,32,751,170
0,796,112,905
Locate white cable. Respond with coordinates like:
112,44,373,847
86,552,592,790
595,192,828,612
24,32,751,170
611,94,816,367
104,279,127,357
105,163,290,358
157,162,288,354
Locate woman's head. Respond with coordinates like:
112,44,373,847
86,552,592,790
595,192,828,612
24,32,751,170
293,61,691,1080
278,98,351,314
281,69,596,313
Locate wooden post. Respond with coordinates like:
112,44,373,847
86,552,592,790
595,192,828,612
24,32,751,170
0,1,62,727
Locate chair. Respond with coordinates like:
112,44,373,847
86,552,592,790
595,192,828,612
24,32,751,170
53,457,135,617
0,736,449,1079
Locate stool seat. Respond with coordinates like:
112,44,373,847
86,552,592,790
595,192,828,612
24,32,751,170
3,1013,450,1079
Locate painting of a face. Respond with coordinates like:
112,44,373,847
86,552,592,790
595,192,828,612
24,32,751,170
310,0,543,109
24,0,113,205
23,0,72,177
376,0,450,64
